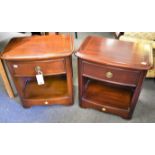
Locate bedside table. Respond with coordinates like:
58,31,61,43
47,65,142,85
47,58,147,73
76,36,153,119
1,35,74,108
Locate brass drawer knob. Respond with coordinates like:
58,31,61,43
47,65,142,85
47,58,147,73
106,71,113,78
13,64,18,68
35,66,42,74
44,101,48,105
102,107,106,111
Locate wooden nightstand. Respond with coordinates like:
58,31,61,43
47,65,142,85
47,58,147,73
1,35,74,108
76,36,153,119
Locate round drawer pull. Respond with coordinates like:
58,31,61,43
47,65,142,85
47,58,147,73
13,64,18,68
102,107,106,111
44,101,49,105
35,66,42,74
106,71,113,78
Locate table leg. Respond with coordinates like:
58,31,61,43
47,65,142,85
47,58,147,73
65,56,74,104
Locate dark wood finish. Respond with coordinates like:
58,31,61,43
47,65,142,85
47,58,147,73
7,59,66,77
76,36,152,119
21,75,72,107
24,75,68,99
83,61,140,87
76,36,153,70
83,79,133,109
2,35,74,108
1,35,73,61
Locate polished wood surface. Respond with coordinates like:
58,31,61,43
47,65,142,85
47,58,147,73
76,36,153,70
7,59,66,77
83,61,140,87
1,35,74,61
83,79,133,109
76,36,151,119
2,35,74,108
24,75,68,99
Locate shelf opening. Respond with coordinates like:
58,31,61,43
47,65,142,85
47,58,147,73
83,77,135,109
15,74,68,100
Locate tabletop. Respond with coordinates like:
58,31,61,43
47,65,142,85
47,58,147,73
1,34,74,61
76,36,153,70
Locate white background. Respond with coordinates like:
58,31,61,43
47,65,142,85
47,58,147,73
0,1,155,155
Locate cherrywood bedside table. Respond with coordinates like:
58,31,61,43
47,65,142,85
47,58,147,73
76,36,153,119
1,35,74,108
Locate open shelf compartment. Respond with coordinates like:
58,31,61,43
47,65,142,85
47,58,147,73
83,77,134,109
16,74,68,100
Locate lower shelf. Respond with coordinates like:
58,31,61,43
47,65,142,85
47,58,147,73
83,79,134,109
24,75,68,100
22,96,72,107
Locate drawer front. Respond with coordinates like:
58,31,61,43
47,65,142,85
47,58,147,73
83,61,140,86
22,96,72,107
8,59,66,77
81,99,130,119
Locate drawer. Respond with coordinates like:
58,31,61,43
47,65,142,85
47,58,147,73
22,96,72,107
83,61,140,86
81,98,130,119
8,59,66,77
